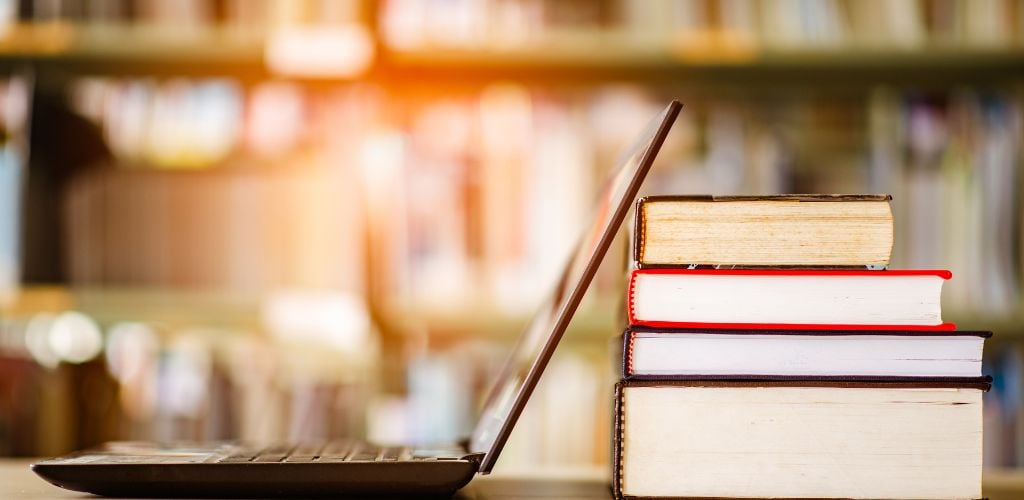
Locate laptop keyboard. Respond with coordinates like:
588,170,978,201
216,440,413,463
37,440,477,465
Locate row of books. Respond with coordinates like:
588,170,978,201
52,80,1024,316
62,165,367,291
367,87,1024,316
380,0,1024,50
0,309,376,454
7,0,1023,51
0,0,362,29
0,308,610,468
56,78,373,290
870,90,1023,314
615,195,988,499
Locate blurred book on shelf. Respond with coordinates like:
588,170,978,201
378,0,1024,56
0,74,28,306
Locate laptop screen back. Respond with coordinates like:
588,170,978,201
469,101,680,473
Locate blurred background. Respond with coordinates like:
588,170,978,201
0,0,1022,473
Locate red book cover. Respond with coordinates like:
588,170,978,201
627,268,956,331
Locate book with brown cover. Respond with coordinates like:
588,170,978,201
633,194,894,268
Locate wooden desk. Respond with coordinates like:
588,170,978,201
6,459,1024,499
0,459,614,499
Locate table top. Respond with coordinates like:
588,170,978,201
7,459,1024,499
1,459,615,499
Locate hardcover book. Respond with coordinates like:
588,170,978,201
627,268,953,330
621,326,990,381
613,379,988,499
633,194,893,268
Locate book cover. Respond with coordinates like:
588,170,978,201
633,194,894,268
620,326,992,382
627,268,955,331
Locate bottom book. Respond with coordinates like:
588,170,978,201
613,380,989,500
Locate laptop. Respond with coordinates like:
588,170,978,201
31,101,681,498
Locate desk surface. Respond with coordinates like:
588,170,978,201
6,459,1024,499
1,459,614,499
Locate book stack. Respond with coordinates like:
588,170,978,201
614,195,990,500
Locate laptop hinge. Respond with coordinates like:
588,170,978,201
461,452,486,467
456,438,485,468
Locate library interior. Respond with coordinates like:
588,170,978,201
0,0,1023,497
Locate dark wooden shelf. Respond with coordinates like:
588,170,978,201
2,23,1023,86
0,23,267,78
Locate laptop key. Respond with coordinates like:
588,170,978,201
252,445,293,463
217,451,258,463
346,443,380,462
348,453,377,462
319,439,353,457
317,440,357,462
282,455,316,463
283,442,324,463
380,447,407,461
252,454,287,463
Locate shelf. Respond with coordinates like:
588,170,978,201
1,22,1022,85
373,294,621,342
948,311,1024,341
2,286,263,331
0,23,266,77
374,35,1024,85
383,42,1024,71
4,286,622,343
69,287,265,331
0,286,74,316
982,469,1024,498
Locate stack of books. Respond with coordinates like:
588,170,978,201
614,195,990,500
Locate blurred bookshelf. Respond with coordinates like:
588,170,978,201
0,23,266,76
0,0,1024,474
0,2,1020,82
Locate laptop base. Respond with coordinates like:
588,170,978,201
33,441,479,498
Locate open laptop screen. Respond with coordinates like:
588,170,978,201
469,101,680,473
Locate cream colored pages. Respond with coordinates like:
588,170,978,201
621,386,982,499
640,200,894,266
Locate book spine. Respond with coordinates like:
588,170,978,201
626,269,638,325
621,329,634,378
612,381,626,499
632,198,646,266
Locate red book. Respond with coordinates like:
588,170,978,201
627,269,954,331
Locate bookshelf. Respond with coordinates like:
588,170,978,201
3,32,1023,83
2,0,1024,471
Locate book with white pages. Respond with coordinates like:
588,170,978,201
621,327,991,382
